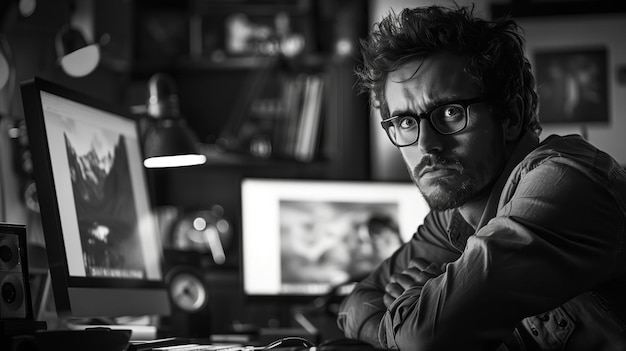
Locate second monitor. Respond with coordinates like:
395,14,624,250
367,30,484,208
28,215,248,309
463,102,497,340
241,178,430,301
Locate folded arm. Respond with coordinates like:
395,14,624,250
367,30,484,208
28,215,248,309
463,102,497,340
337,209,462,347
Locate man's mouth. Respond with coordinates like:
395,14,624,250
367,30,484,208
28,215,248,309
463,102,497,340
419,166,460,179
415,155,464,180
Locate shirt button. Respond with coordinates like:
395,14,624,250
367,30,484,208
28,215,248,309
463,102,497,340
531,327,539,336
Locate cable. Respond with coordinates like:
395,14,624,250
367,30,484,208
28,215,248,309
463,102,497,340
263,336,315,350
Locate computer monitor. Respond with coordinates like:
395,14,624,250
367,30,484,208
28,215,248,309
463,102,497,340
240,178,430,301
21,77,170,321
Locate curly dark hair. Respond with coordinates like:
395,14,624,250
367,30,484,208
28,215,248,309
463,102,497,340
356,4,542,137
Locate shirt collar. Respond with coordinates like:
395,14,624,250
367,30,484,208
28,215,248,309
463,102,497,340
447,209,474,252
475,131,540,231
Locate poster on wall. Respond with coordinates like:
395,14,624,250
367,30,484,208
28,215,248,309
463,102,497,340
534,46,609,124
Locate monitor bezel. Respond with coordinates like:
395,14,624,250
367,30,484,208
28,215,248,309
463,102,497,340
21,77,170,319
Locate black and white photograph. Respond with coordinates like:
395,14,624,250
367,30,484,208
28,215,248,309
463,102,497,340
3,0,626,349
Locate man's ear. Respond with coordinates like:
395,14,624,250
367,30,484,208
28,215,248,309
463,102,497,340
503,94,525,141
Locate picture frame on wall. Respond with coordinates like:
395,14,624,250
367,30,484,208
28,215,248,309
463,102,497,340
534,46,609,124
488,2,626,166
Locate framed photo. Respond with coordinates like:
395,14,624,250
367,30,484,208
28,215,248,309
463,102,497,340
534,47,609,123
512,11,626,133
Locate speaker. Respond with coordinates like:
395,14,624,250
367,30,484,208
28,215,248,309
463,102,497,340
0,223,46,351
0,223,33,320
160,249,243,338
161,249,213,338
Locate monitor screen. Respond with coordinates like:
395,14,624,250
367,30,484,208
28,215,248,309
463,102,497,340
21,77,170,320
240,178,430,301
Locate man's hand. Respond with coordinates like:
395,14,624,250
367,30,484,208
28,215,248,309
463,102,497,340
383,258,443,309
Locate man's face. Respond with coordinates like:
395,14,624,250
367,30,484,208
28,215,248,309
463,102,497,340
384,54,507,211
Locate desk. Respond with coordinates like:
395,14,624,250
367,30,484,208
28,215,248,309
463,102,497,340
8,329,382,351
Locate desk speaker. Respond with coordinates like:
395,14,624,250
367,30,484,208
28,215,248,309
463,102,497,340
161,249,243,338
0,223,33,320
161,249,212,338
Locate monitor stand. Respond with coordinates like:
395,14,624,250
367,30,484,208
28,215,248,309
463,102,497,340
35,273,158,341
64,316,158,341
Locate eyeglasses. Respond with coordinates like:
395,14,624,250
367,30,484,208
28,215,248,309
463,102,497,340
380,97,485,147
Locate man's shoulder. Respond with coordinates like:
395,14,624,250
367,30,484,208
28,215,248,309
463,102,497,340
520,133,621,179
524,133,599,165
535,133,588,151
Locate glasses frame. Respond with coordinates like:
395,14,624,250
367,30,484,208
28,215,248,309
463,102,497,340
380,97,485,147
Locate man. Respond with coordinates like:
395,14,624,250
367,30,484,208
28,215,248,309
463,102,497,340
337,5,626,350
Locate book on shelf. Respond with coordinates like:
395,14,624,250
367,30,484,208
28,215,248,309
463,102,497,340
277,73,306,158
293,74,324,162
224,71,325,161
270,72,324,161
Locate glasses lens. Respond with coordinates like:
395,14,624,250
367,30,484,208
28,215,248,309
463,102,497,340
385,116,418,146
430,104,467,134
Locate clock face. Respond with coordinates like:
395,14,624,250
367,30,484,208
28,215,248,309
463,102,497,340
168,272,208,312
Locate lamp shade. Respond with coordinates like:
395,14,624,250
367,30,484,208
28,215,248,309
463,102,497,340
55,25,100,77
143,73,206,168
143,119,207,168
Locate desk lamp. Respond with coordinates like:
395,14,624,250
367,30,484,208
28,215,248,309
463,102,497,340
54,0,101,78
143,73,206,168
55,24,100,77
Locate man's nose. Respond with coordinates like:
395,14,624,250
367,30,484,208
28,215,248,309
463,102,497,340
417,118,443,153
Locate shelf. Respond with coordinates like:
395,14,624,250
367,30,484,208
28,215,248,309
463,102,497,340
137,0,371,199
198,144,328,169
130,53,332,76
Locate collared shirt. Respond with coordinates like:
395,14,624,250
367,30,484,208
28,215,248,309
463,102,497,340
337,132,626,350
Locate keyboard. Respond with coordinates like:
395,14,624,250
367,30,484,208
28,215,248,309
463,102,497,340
129,335,316,351
128,337,254,351
129,336,383,351
151,344,260,351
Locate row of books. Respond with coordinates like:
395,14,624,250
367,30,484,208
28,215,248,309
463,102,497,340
237,72,325,162
282,73,324,162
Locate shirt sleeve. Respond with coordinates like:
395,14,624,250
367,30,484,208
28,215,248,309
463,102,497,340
336,208,462,348
378,158,625,350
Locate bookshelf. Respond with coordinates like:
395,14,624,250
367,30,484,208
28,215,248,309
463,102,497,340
117,0,370,333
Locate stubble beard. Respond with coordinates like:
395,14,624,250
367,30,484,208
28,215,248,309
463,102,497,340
416,175,476,211
411,155,477,211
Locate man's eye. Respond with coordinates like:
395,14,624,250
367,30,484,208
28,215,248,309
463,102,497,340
398,117,417,129
440,105,464,121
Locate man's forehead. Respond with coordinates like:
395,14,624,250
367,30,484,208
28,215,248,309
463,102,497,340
387,60,426,82
387,55,470,86
384,55,478,106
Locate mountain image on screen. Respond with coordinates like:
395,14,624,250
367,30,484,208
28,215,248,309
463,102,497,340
65,133,146,278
